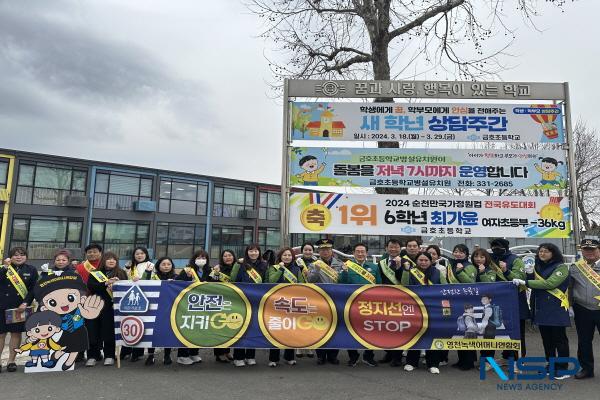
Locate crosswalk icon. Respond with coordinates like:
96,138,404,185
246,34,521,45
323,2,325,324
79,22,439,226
119,285,149,313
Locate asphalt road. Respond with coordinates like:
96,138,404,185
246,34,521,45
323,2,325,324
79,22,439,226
1,326,597,400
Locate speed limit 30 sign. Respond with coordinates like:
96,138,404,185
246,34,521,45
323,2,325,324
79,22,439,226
120,316,145,346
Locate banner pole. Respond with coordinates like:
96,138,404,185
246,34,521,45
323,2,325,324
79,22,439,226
280,79,291,247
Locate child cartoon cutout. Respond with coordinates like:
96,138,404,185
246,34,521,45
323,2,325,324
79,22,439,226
534,157,563,187
15,311,64,368
34,273,104,371
296,155,325,186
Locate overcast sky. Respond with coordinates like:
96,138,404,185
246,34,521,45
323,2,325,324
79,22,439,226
1,0,598,185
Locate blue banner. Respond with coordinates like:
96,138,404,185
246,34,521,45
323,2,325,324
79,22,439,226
113,281,520,351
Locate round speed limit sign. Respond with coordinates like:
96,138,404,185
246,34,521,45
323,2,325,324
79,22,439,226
120,316,145,346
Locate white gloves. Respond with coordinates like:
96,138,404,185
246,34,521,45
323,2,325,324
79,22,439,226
40,263,49,272
568,307,574,318
512,278,526,286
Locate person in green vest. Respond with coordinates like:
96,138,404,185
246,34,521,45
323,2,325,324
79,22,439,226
446,244,478,371
339,243,381,367
377,238,403,366
400,251,447,374
266,247,306,367
472,248,497,284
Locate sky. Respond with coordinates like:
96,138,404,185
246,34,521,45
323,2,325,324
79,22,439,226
1,0,598,185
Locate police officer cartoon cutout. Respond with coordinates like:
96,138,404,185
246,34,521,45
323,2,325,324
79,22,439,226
21,272,105,372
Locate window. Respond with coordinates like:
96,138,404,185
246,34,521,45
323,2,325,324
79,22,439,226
155,222,206,259
291,233,323,249
91,220,150,259
259,191,281,220
10,216,83,259
0,160,8,190
159,178,208,215
212,186,255,217
15,162,87,206
210,225,254,259
258,227,280,252
93,171,153,210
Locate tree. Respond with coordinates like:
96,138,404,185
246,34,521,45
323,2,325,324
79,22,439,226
573,120,600,234
250,0,569,86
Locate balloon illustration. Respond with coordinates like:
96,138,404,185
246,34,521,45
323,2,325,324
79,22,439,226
530,104,559,139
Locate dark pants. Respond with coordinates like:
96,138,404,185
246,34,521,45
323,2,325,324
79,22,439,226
502,319,527,360
233,348,255,361
315,349,339,362
214,348,230,357
269,349,294,363
348,349,374,362
456,351,477,369
148,348,171,358
538,325,570,370
406,350,439,369
87,307,115,359
440,350,449,363
177,348,199,358
480,324,497,359
574,303,600,375
121,347,144,358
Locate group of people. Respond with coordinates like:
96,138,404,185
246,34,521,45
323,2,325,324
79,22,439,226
0,236,598,380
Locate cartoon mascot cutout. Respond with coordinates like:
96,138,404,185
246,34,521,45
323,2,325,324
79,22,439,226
16,272,104,373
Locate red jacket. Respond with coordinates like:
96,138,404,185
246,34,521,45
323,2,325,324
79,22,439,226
75,259,101,284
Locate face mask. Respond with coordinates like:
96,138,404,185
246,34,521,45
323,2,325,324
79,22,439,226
491,247,506,256
195,259,207,267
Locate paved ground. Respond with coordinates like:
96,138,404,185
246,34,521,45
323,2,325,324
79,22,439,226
1,325,597,400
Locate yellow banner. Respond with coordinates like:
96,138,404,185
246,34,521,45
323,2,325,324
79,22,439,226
574,260,600,306
431,338,521,351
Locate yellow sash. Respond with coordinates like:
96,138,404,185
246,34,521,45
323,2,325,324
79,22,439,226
344,260,375,284
295,258,310,281
489,262,507,281
90,270,113,298
447,265,459,284
313,260,339,282
409,267,432,286
402,255,417,268
210,268,231,282
6,265,28,299
129,264,139,280
246,267,262,283
379,258,399,285
82,260,97,274
534,269,569,310
274,264,298,283
185,267,201,282
574,260,600,306
150,272,160,280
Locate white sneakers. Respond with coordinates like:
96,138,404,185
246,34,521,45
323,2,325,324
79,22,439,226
245,358,256,366
233,360,245,367
85,358,97,367
286,360,297,365
268,361,277,367
439,361,448,366
429,367,440,374
104,358,115,366
404,364,415,372
190,355,202,363
177,357,194,365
